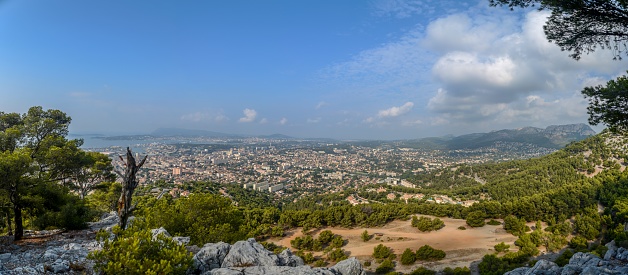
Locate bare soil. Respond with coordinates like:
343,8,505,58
269,215,519,273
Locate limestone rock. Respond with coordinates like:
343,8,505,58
220,238,279,268
210,266,336,275
604,240,617,261
50,259,70,273
330,257,365,275
192,242,232,274
173,236,191,246
527,260,561,275
277,249,303,267
0,253,10,263
151,227,172,240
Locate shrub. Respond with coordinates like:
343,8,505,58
327,248,348,262
411,216,445,232
465,211,486,227
409,266,436,275
373,244,395,260
442,266,471,275
494,242,510,253
400,248,416,265
554,249,573,267
416,245,446,261
88,226,193,275
361,230,371,242
375,259,395,274
487,219,501,226
457,226,467,230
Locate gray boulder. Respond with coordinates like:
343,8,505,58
192,242,232,274
616,247,628,261
50,259,70,273
527,260,561,275
330,257,365,275
221,238,279,268
569,252,601,267
173,236,191,246
277,249,304,267
210,266,336,275
151,227,171,240
560,265,581,275
604,240,617,261
0,253,10,263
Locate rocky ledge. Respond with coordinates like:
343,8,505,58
506,241,628,275
0,213,365,275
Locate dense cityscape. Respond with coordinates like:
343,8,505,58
83,135,563,207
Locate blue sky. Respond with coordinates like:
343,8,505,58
0,0,626,140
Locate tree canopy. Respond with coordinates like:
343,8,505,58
582,74,628,132
490,0,628,60
0,106,112,240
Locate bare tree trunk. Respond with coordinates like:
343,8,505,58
117,147,147,230
13,204,22,240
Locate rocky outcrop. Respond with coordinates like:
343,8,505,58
0,223,365,275
506,241,628,275
189,236,366,275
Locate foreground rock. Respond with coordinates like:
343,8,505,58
506,241,628,275
0,222,365,275
189,237,365,275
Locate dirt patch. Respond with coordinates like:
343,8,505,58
270,215,518,273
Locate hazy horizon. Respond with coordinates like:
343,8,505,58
1,1,625,140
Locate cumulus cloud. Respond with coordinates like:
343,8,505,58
239,108,257,123
425,10,628,128
378,102,414,118
279,117,288,125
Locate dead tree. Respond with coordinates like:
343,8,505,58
116,147,147,230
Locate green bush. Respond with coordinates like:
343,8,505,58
375,259,395,274
88,226,193,275
140,193,247,245
494,242,510,253
416,245,446,261
400,248,416,265
465,211,486,227
411,216,445,232
327,248,348,262
373,244,395,260
487,219,501,226
409,266,436,275
442,266,471,275
554,249,574,267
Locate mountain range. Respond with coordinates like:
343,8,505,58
400,123,596,150
122,124,597,150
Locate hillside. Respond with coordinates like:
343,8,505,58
401,123,595,150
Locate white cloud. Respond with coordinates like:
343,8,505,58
259,118,268,124
239,108,257,123
307,117,321,123
315,101,328,110
378,102,414,118
425,9,628,128
279,118,288,125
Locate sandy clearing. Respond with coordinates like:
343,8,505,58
269,215,519,273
